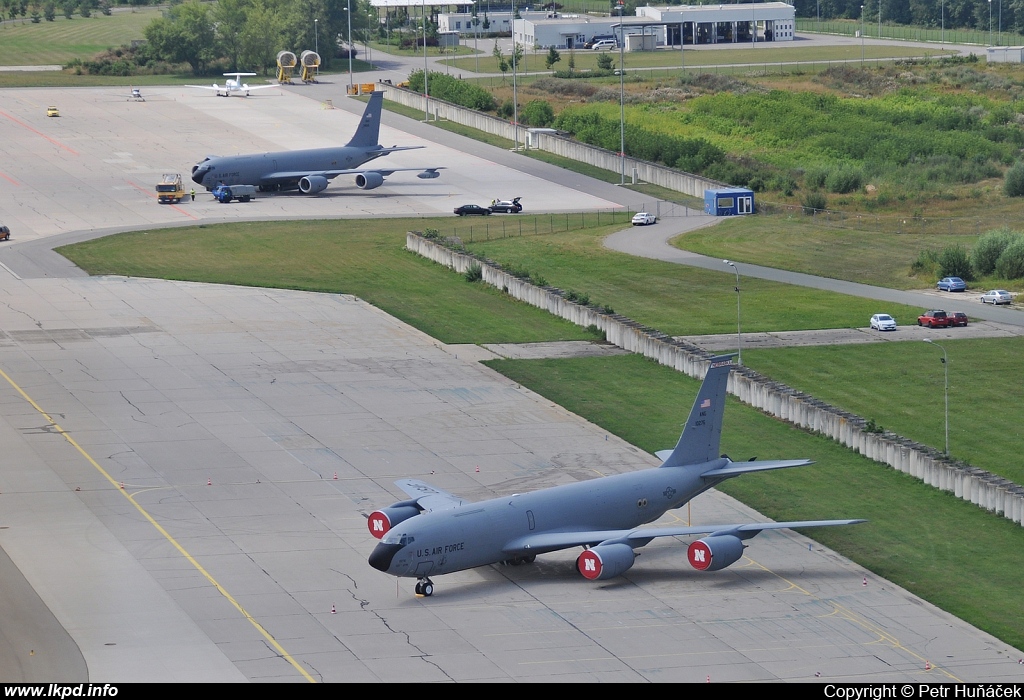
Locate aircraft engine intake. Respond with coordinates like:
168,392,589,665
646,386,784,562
367,502,421,539
355,172,384,190
687,535,745,572
576,543,635,580
298,175,329,194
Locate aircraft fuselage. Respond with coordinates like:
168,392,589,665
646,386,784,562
191,146,385,190
369,462,722,579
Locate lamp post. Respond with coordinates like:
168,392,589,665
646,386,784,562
346,1,353,93
923,339,949,457
860,5,865,67
941,0,944,44
314,17,319,64
724,260,742,366
423,0,429,121
878,0,881,40
989,0,993,46
612,2,624,185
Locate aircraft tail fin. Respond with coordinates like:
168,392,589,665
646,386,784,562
658,355,735,468
345,91,384,149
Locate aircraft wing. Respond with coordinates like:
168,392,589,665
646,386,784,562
185,85,224,91
263,166,444,181
394,479,465,512
502,519,865,555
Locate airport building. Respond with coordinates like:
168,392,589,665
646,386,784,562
515,3,796,50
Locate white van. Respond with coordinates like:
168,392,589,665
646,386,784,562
591,39,618,50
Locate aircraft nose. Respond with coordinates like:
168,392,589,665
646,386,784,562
190,168,207,185
368,542,404,572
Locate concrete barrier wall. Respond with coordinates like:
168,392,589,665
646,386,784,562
378,84,727,198
408,233,1024,526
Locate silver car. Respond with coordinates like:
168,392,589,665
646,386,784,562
870,313,897,331
980,289,1012,305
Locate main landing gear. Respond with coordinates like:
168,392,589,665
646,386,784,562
414,578,434,597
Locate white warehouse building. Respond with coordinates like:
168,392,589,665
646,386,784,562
514,3,796,51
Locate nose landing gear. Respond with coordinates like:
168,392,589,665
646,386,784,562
414,578,434,597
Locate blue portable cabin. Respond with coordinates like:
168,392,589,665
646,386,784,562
704,188,754,216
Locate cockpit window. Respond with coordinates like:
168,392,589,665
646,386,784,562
382,532,414,546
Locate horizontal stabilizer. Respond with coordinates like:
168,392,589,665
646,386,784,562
701,459,813,478
394,479,465,512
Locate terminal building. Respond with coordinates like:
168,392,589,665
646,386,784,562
513,3,796,50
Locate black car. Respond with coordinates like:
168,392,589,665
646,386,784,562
454,204,492,216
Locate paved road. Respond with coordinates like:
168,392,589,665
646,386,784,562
605,224,1024,327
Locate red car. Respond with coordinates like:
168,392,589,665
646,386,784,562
950,312,969,327
917,310,952,328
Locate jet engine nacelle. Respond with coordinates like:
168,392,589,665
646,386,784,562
576,543,636,580
367,501,421,539
687,535,745,572
298,175,329,194
355,172,384,190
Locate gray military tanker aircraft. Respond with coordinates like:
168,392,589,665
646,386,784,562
368,354,864,597
190,91,442,195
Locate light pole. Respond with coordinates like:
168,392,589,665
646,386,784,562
724,260,742,366
878,0,881,40
988,0,993,46
423,0,429,121
346,2,353,93
923,339,949,457
860,5,865,67
615,2,624,185
941,0,944,44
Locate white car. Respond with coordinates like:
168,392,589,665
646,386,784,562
980,289,1012,305
631,212,656,226
591,39,618,50
870,313,897,331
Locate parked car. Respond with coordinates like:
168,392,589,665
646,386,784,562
869,313,897,331
918,310,952,328
490,197,523,213
631,212,657,226
591,39,618,50
584,34,616,48
980,289,1012,305
454,204,492,216
936,277,967,292
46,105,59,117
0,225,10,241
951,312,969,327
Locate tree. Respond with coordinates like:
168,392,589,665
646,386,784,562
239,0,281,76
214,0,249,71
144,1,217,75
544,46,560,70
492,42,508,81
511,41,524,73
596,52,613,70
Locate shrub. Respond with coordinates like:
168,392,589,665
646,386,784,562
464,263,483,282
910,249,939,278
995,238,1024,279
520,99,554,127
937,244,974,281
825,167,864,194
971,228,1018,276
406,70,496,112
802,191,827,214
1004,161,1024,197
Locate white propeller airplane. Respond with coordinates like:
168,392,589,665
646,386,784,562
186,72,278,97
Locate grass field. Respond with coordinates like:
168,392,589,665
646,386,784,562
460,227,926,335
673,213,1019,291
486,354,1024,651
56,219,609,345
449,43,950,76
0,9,159,66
